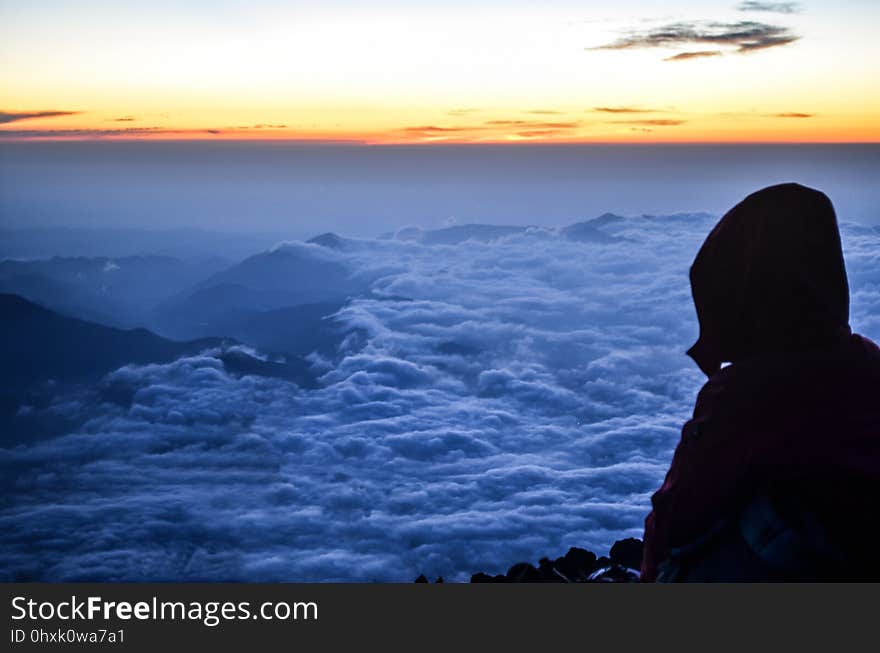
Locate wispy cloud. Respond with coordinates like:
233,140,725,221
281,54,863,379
592,106,662,114
397,120,583,140
0,127,222,139
486,120,580,129
609,119,687,126
230,123,288,130
516,129,570,138
769,112,813,118
526,109,564,115
393,125,482,141
0,110,80,124
664,50,723,61
590,21,799,59
737,1,802,14
400,125,475,135
447,108,481,117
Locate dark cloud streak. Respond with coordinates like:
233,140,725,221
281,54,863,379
399,121,582,138
486,120,580,129
664,50,723,61
609,119,687,126
0,110,81,124
592,107,662,114
590,21,799,58
0,127,222,139
737,2,802,14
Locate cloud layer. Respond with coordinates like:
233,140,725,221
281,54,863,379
2,215,878,581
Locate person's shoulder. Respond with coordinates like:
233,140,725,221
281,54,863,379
850,333,880,357
836,333,880,381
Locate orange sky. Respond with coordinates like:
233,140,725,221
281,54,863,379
1,1,878,143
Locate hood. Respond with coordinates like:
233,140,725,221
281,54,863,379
687,183,851,376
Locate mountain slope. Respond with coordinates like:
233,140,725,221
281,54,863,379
153,243,369,340
1,293,320,442
0,293,224,394
0,255,229,327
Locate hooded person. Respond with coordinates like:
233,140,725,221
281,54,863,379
641,183,880,582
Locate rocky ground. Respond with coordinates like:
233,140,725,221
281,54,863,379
415,538,644,583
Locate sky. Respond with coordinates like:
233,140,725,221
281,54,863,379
2,142,879,232
1,0,878,143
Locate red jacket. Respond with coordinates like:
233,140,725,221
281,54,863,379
642,334,880,581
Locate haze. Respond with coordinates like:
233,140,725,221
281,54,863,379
2,144,878,248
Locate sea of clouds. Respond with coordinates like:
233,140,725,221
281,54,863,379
2,214,878,581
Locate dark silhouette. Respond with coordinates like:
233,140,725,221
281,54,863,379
0,293,317,443
642,183,880,581
0,293,223,394
456,540,641,583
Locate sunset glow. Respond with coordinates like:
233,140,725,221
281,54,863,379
1,1,878,143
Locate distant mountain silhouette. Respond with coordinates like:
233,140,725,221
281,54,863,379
419,224,527,245
0,226,280,261
156,295,348,358
1,293,323,392
560,220,621,243
205,246,362,300
218,302,348,356
584,212,626,229
0,294,319,442
381,220,623,246
307,232,350,250
0,272,124,327
0,255,227,328
380,224,530,244
0,293,223,395
155,244,369,338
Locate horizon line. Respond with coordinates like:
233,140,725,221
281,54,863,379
2,136,879,146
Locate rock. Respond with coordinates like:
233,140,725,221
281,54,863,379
470,572,507,583
538,557,562,581
610,538,644,570
555,547,598,580
588,565,641,583
466,539,643,583
506,562,542,583
470,572,494,583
